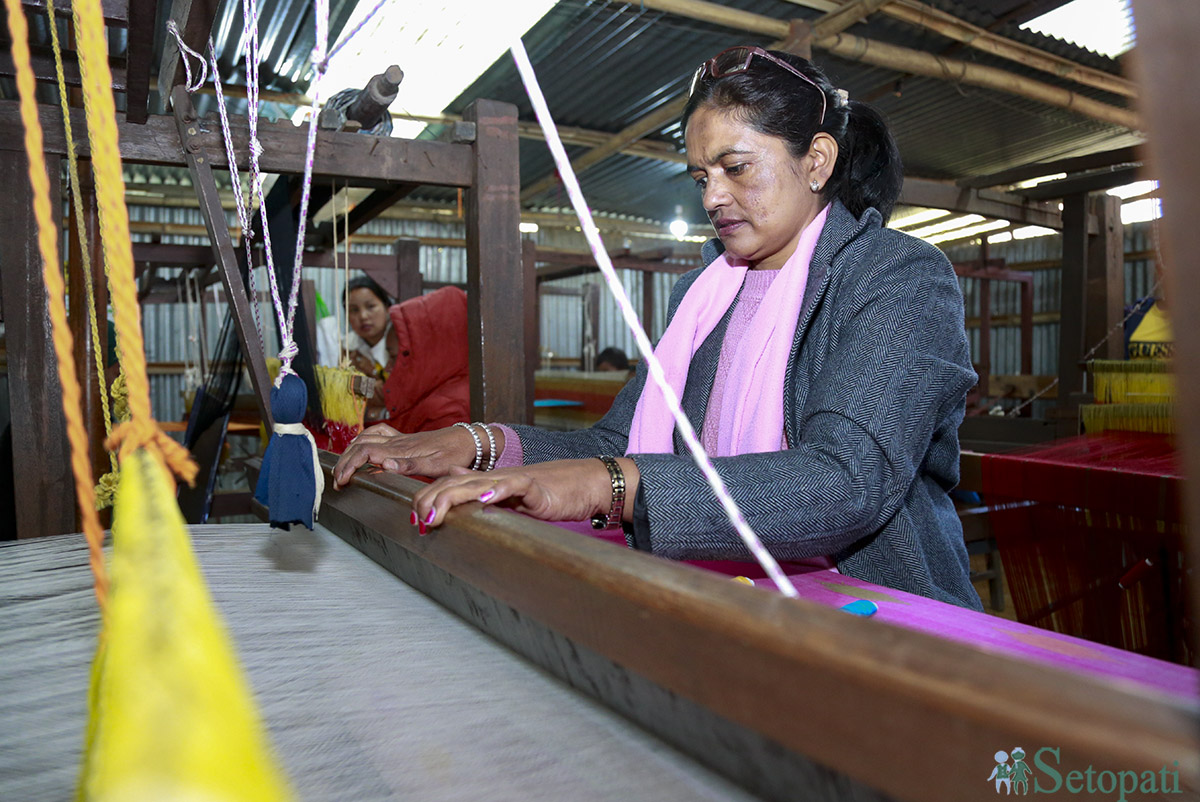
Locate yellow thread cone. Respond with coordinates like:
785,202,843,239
79,448,294,801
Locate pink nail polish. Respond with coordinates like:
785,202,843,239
479,490,495,502
425,508,436,524
418,521,427,535
410,511,417,525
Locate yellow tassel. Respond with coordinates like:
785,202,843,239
78,448,295,801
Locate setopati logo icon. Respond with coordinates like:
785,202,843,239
987,747,1184,799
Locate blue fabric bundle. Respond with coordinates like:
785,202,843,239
254,373,323,529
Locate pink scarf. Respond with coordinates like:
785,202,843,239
627,205,829,456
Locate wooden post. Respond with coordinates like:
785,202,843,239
522,239,537,424
173,87,273,427
1057,192,1088,410
978,276,991,402
301,279,317,365
66,160,109,499
0,151,74,538
463,99,524,423
582,283,600,372
393,237,421,302
1130,0,1200,663
1085,193,1125,360
642,271,656,342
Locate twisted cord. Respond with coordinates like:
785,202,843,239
2,0,108,611
73,0,197,484
45,0,118,476
165,19,208,92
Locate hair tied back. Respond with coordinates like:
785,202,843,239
834,88,849,108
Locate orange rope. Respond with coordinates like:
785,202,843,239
2,0,107,611
70,0,196,486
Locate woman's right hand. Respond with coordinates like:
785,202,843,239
332,423,491,489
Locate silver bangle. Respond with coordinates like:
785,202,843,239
590,456,626,530
453,422,483,470
475,422,498,471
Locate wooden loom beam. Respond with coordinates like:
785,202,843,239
0,101,476,185
172,86,273,428
304,453,1198,802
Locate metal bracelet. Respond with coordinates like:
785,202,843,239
590,456,626,530
475,422,498,471
453,421,483,471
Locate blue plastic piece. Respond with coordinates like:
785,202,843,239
840,599,879,617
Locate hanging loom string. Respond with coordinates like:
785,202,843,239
43,0,121,509
510,41,798,599
2,0,108,612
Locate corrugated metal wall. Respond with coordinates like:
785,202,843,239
945,221,1157,363
127,203,697,420
126,203,1160,423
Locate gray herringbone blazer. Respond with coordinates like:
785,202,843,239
511,201,982,610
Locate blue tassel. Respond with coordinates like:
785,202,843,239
254,373,323,530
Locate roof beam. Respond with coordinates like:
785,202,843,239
780,0,1136,98
640,0,1138,129
519,96,688,203
899,177,1063,229
959,145,1143,189
193,85,688,165
1016,164,1143,200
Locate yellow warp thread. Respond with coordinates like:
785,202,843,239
1089,359,1174,405
266,358,369,427
1080,403,1175,435
2,0,108,612
78,449,295,801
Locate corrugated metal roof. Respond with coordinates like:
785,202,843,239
1,0,1133,226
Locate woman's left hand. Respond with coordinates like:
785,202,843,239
411,458,639,530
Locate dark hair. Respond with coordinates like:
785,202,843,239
344,275,393,307
595,347,630,371
682,50,903,223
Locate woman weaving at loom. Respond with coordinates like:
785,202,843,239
333,47,982,610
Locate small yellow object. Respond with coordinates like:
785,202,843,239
79,448,294,801
732,576,755,586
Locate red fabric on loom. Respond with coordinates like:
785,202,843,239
981,432,1181,522
981,433,1188,664
380,287,471,434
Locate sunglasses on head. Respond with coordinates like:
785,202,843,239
688,46,827,126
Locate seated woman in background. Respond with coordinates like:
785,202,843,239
317,276,471,435
333,46,981,610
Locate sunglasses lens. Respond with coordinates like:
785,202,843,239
712,47,753,77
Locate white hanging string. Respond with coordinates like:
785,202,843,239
165,20,207,92
509,40,798,598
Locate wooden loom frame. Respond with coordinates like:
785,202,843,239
292,452,1198,802
0,0,529,537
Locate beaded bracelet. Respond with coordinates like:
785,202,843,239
475,422,498,471
453,421,483,471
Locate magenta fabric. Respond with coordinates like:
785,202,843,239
627,205,828,456
739,567,1198,702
